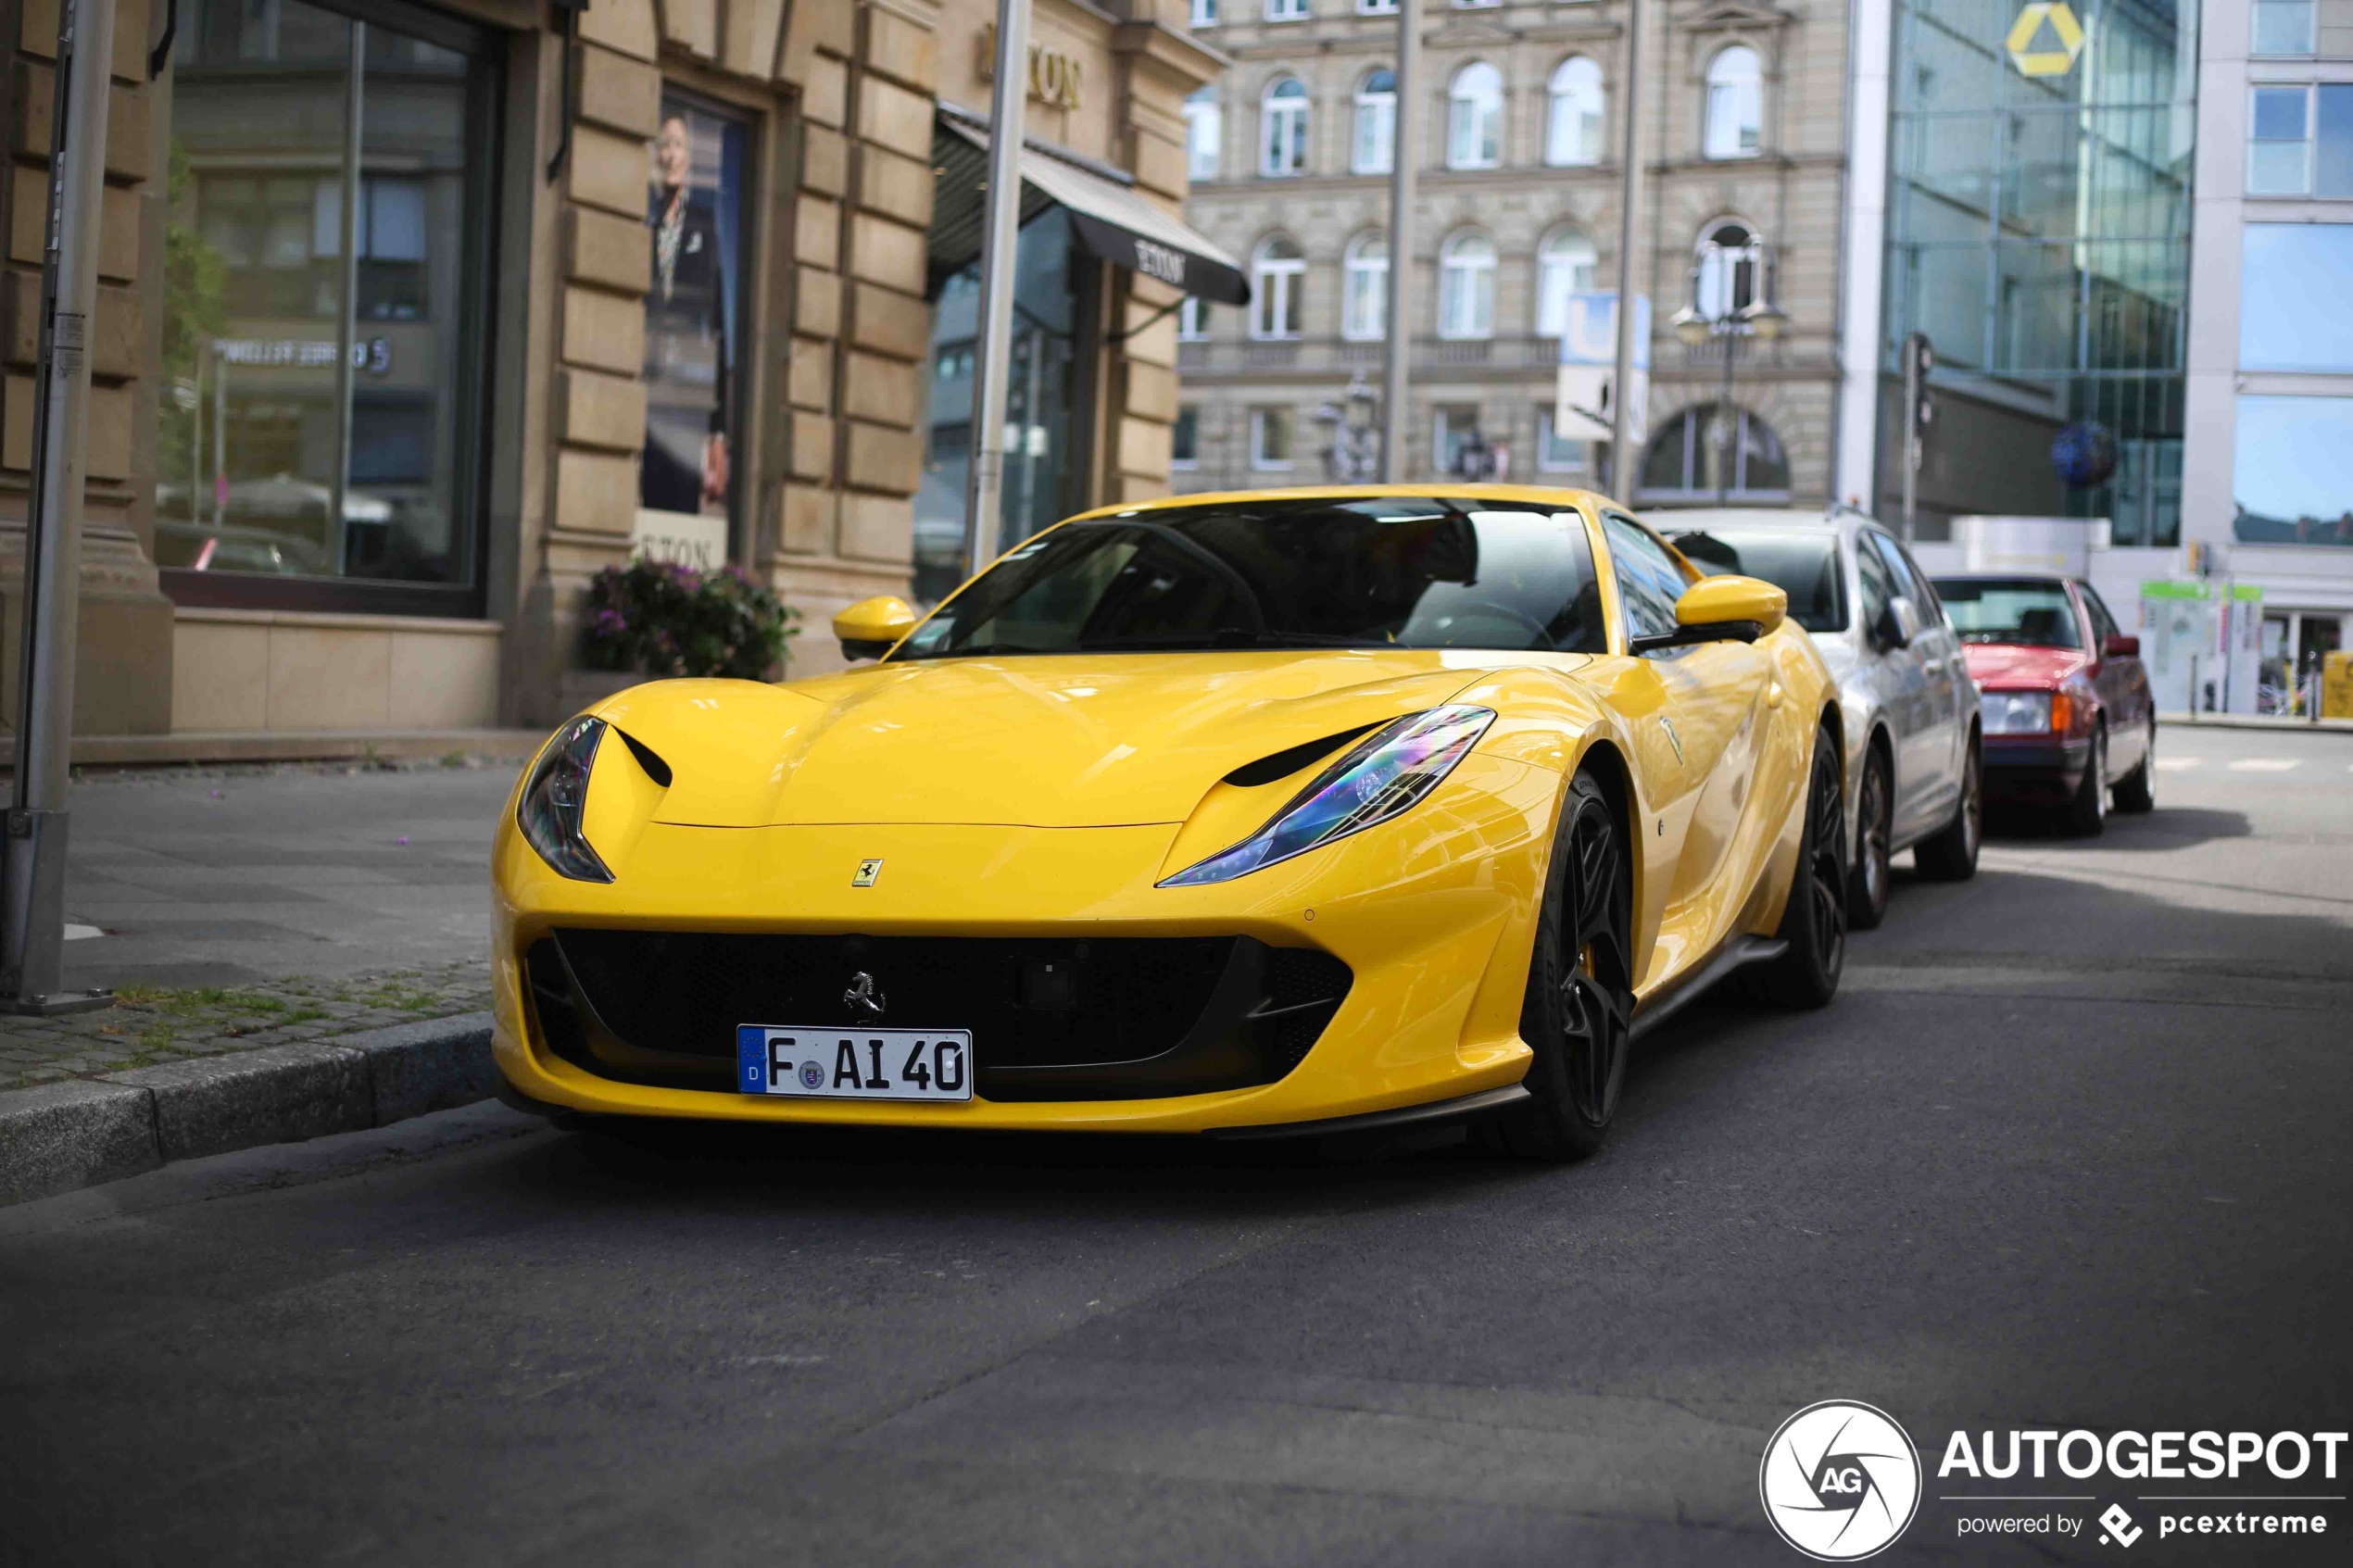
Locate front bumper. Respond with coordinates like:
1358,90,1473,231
1981,733,2092,804
489,753,1559,1135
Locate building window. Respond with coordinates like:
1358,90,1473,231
1695,220,1762,318
1252,235,1305,338
1433,405,1481,475
1537,410,1591,473
2241,225,2353,371
1448,62,1504,169
2234,395,2353,546
1439,232,1497,338
1343,234,1389,340
1359,0,1397,12
1638,403,1790,501
1191,0,1219,26
2252,86,2313,194
165,0,498,609
1267,0,1310,21
1178,295,1212,341
1263,78,1310,176
1704,45,1763,160
1536,228,1599,337
2253,1,2315,55
1353,69,1397,174
1251,407,1295,469
1185,86,1221,181
1173,406,1201,469
1545,57,1604,167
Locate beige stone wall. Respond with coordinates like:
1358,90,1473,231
170,609,501,733
1176,0,1849,510
0,0,176,736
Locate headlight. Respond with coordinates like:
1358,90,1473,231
1980,690,2054,735
1160,705,1497,887
517,716,614,883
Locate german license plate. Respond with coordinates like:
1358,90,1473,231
735,1026,973,1101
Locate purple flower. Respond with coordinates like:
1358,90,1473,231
593,608,629,636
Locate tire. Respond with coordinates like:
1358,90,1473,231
1914,733,1982,882
2112,717,2156,814
1848,746,1893,931
2065,722,2108,837
1751,725,1847,1010
1488,770,1635,1162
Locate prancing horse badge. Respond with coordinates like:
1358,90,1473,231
851,858,884,887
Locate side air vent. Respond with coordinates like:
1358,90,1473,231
1223,723,1382,789
615,728,673,787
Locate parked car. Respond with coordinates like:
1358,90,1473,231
1929,573,2155,835
1670,508,1982,929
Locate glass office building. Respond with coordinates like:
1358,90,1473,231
1881,0,2199,543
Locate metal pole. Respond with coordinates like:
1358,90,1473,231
1378,0,1421,482
963,0,1031,578
331,21,365,575
212,354,227,529
3,0,115,1014
1607,0,1645,498
1900,331,1920,543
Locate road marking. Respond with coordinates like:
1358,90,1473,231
2154,757,2201,771
2226,758,2299,771
63,922,104,941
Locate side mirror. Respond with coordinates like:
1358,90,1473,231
1630,574,1789,653
2102,632,2140,659
1877,595,1921,651
834,595,920,662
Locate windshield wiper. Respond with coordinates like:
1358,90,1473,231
894,642,1062,661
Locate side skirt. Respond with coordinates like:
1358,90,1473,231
1628,935,1788,1042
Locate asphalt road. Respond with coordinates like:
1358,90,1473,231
4,722,2348,1566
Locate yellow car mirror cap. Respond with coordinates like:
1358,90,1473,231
1630,575,1788,654
834,595,920,662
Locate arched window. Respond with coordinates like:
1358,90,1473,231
1447,62,1504,169
1545,57,1604,166
1252,235,1305,339
1705,45,1763,159
1638,402,1791,501
1695,220,1762,319
1185,86,1221,181
1353,69,1397,174
1343,233,1388,340
1262,77,1310,176
1438,231,1497,339
1535,228,1599,337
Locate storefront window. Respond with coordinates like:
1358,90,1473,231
163,0,497,608
640,93,750,568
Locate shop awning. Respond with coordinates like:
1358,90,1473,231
931,109,1249,307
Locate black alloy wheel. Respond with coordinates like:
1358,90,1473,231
1915,736,1982,882
1751,725,1847,1010
2066,722,2108,837
1490,771,1635,1161
1850,746,1893,931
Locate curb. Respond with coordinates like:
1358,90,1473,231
2159,712,2353,734
0,1012,497,1207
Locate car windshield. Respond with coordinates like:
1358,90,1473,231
1931,578,2082,648
893,496,1610,659
1668,528,1847,633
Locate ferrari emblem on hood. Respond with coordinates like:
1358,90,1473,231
851,858,883,887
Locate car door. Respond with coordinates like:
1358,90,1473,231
2077,582,2148,775
1855,533,1936,842
1870,531,1963,834
1599,511,1774,922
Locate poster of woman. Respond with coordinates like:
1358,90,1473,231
640,97,745,558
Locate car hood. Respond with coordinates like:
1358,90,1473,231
593,651,1539,828
1960,642,2088,689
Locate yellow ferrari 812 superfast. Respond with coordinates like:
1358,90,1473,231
491,486,1848,1159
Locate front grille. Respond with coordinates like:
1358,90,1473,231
527,930,1353,1101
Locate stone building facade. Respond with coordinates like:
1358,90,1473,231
1172,0,1852,512
0,0,1223,755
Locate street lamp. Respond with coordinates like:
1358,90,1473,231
1671,237,1789,504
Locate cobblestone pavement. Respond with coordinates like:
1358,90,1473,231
0,958,493,1092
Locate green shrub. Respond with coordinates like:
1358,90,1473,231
583,558,798,681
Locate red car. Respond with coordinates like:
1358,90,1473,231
1928,573,2156,835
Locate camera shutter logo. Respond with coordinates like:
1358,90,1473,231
1758,1400,1922,1561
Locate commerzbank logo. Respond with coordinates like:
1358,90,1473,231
1760,1401,1923,1561
2007,3,2087,78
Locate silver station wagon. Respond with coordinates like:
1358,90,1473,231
1666,508,1984,929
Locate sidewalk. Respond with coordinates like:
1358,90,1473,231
2159,710,2353,734
2,759,521,1203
